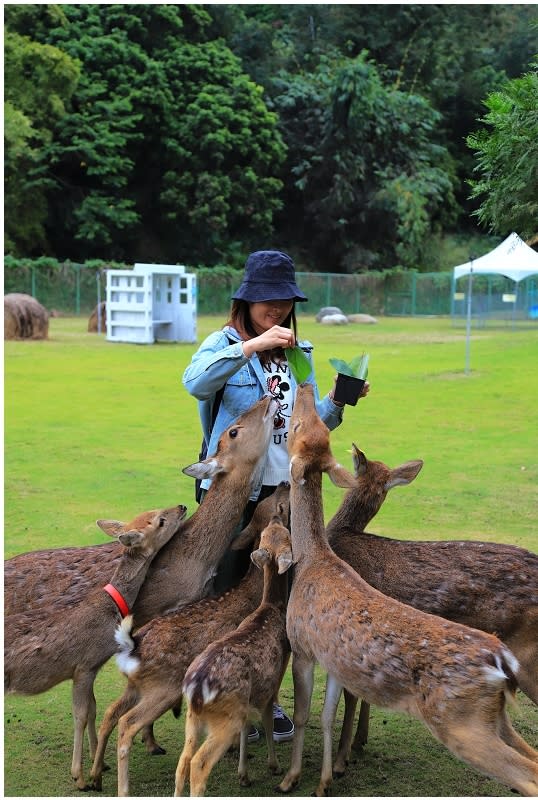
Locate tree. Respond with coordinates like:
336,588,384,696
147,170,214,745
467,62,538,241
271,51,455,271
40,4,285,263
3,12,80,255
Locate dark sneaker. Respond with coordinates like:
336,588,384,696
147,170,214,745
247,724,260,744
272,704,294,742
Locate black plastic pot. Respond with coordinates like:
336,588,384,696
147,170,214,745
333,373,365,406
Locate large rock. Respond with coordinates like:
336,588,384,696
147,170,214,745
316,306,346,322
320,313,349,325
347,313,378,324
4,293,49,340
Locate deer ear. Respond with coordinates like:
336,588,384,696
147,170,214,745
251,548,270,569
290,455,306,485
96,519,125,537
277,551,294,574
351,443,367,477
385,459,423,490
326,460,357,488
182,458,225,479
118,531,145,548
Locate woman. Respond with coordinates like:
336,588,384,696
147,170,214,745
182,249,369,742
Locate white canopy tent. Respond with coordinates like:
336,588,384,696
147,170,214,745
452,233,538,373
453,232,538,283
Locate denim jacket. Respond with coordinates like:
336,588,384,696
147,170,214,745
182,325,344,498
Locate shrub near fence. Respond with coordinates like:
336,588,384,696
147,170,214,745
4,257,536,321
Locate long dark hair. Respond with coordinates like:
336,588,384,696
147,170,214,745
227,299,299,365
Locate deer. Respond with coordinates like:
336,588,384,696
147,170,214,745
88,482,290,796
174,504,293,796
325,444,538,770
4,395,279,767
5,395,280,624
277,383,538,797
4,503,187,791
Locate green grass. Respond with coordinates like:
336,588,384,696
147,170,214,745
4,314,538,797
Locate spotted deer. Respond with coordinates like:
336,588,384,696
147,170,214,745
174,506,293,796
277,383,538,797
325,444,538,770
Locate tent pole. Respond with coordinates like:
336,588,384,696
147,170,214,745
465,261,473,375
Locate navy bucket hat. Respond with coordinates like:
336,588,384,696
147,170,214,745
232,250,308,303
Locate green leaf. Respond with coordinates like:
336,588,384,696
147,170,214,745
329,353,369,378
329,357,354,377
354,353,369,379
286,347,312,383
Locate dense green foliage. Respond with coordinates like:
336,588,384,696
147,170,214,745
4,4,537,268
467,62,538,241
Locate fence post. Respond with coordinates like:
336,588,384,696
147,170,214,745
75,264,81,315
411,272,417,316
96,270,102,334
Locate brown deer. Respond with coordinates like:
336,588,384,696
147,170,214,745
4,396,279,765
277,383,538,797
88,483,290,796
5,396,279,626
4,503,187,790
325,444,538,769
174,506,293,796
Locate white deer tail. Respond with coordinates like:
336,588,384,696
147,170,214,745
114,614,140,677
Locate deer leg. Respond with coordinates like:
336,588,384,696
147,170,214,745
90,689,138,790
188,720,242,797
117,691,175,797
514,649,538,706
174,706,203,797
277,655,314,794
352,700,370,752
86,684,98,759
439,720,538,797
334,689,358,776
140,722,166,755
316,673,342,796
71,672,95,790
272,649,291,705
261,701,282,776
237,724,251,787
499,710,538,763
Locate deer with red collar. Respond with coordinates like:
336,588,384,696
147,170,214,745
278,383,538,797
4,504,187,791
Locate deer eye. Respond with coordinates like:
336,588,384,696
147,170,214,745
158,517,165,527
229,428,239,439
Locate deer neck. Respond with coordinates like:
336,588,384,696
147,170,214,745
185,469,253,553
290,470,331,565
261,563,288,608
104,551,157,613
326,487,380,541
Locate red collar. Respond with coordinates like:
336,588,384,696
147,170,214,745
103,583,130,617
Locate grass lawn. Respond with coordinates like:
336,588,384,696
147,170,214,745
4,313,538,797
